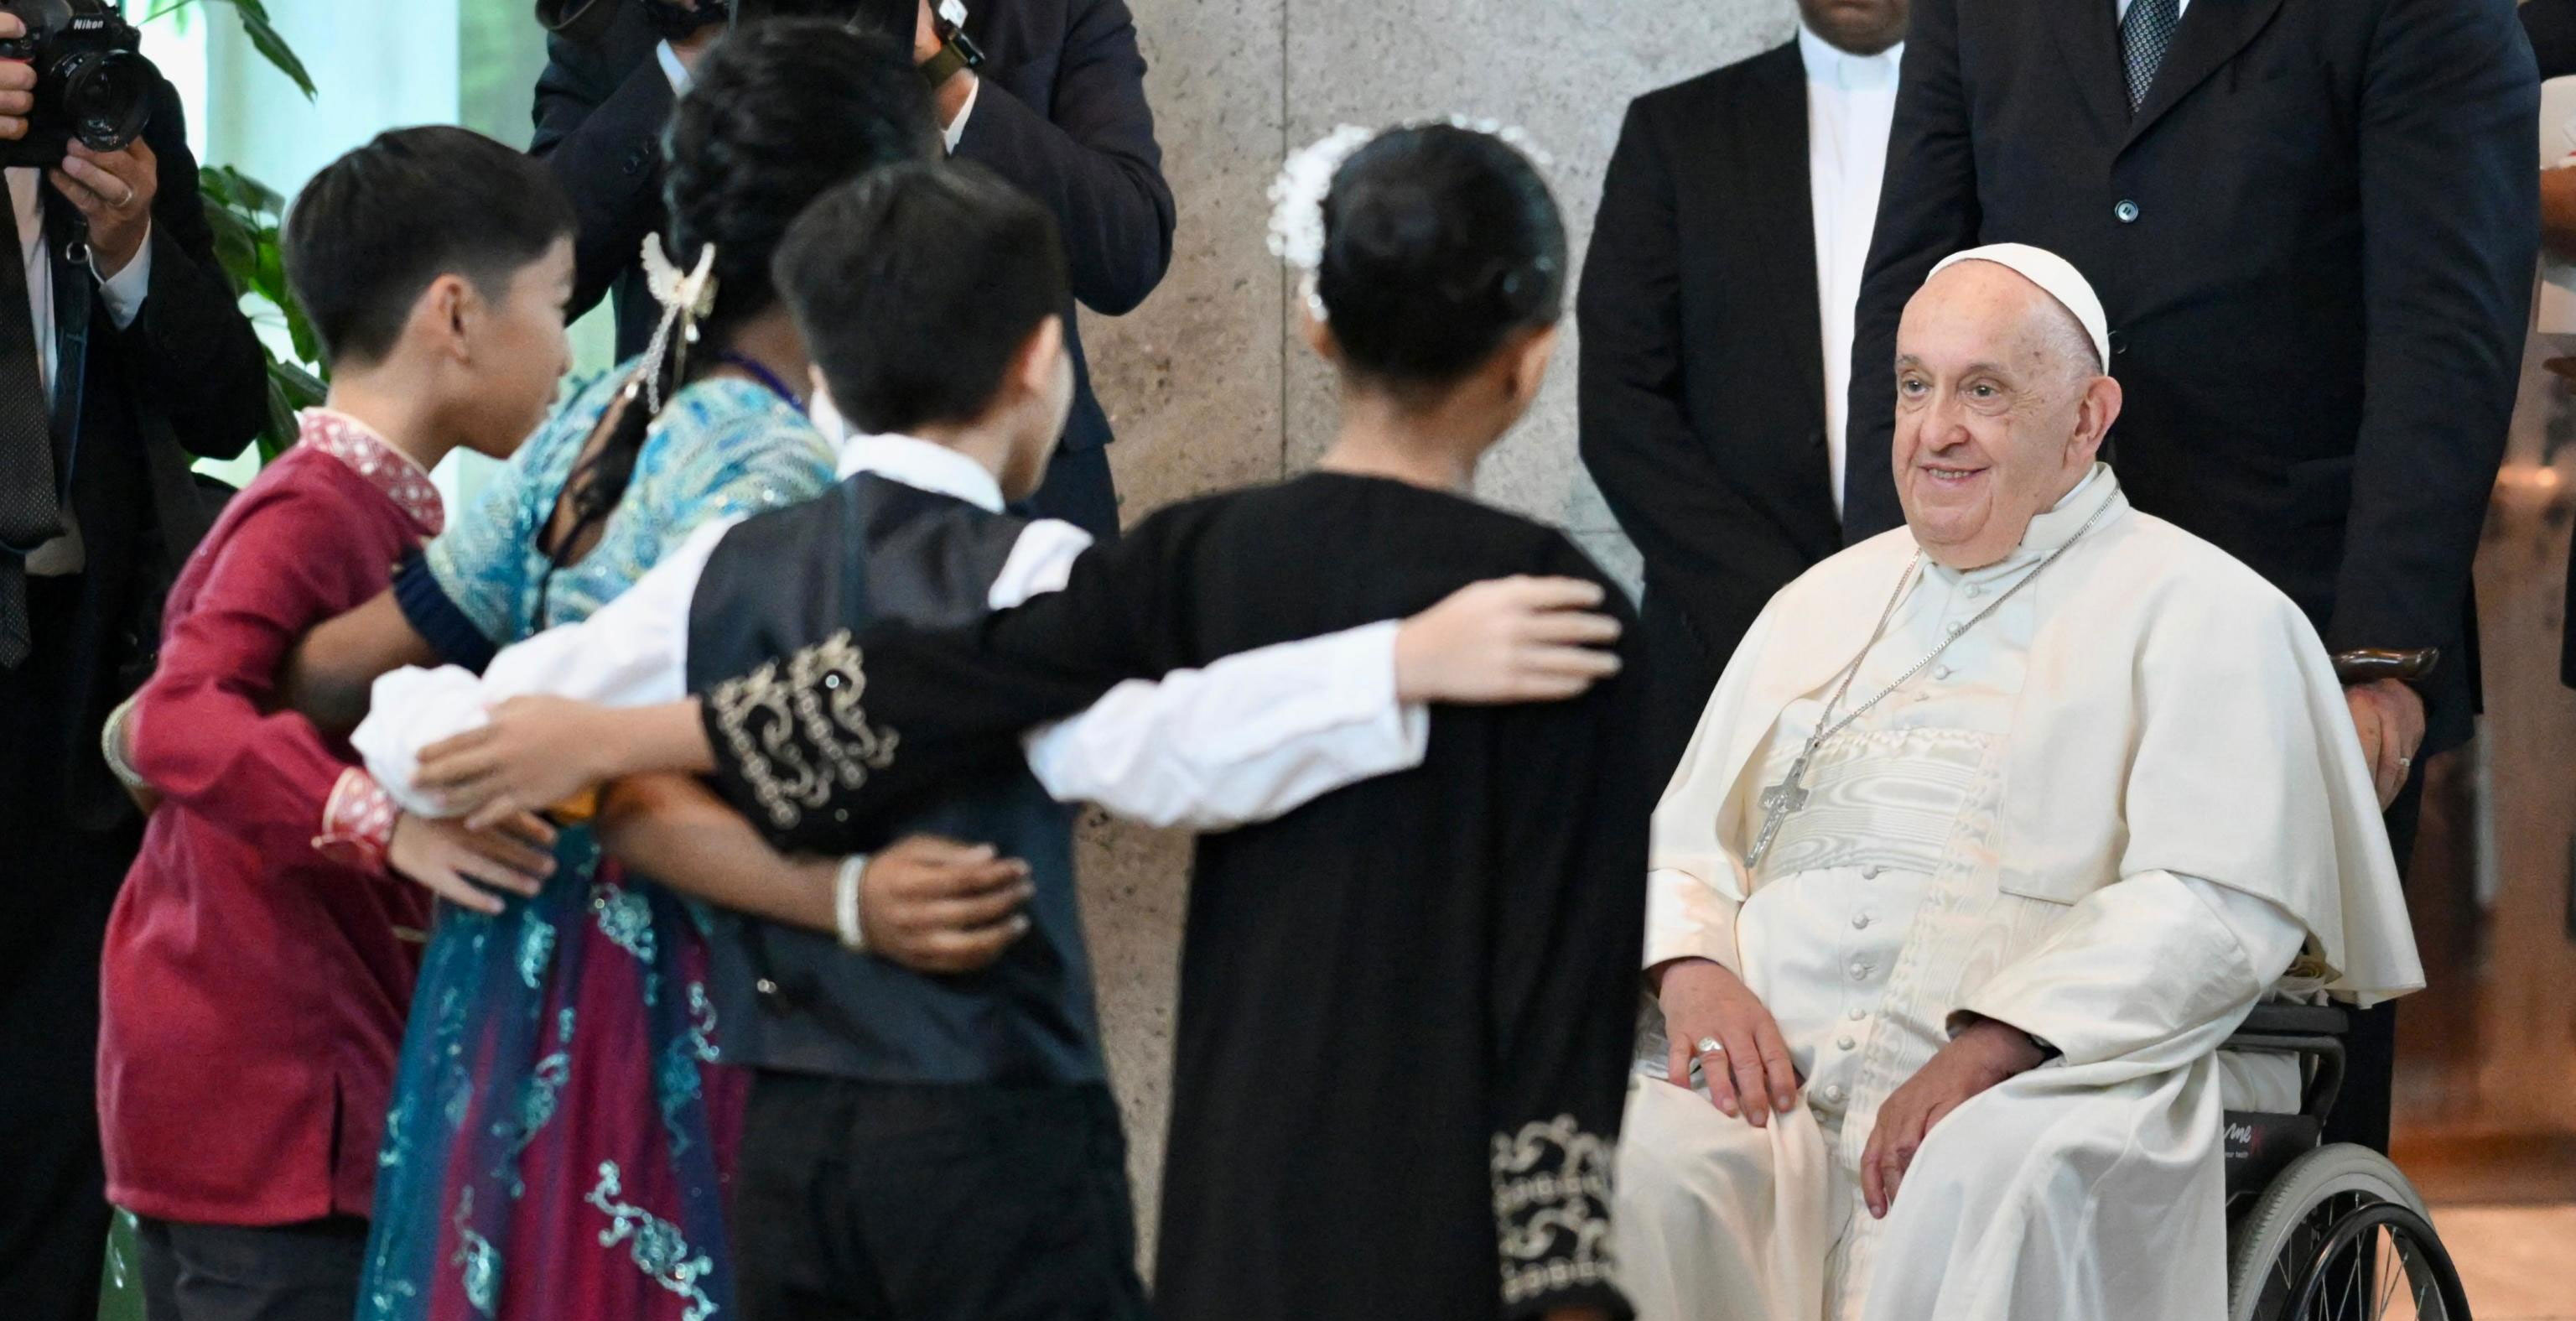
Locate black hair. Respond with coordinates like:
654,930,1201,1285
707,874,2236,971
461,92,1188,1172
557,17,938,544
282,126,574,368
775,161,1068,436
1313,123,1567,396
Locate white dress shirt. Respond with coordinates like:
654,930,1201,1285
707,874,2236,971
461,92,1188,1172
11,167,154,575
2115,0,2194,20
357,432,1430,832
1798,26,1903,520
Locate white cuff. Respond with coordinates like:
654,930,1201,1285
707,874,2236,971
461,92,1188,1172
94,224,152,330
656,39,693,95
942,76,980,153
352,664,492,818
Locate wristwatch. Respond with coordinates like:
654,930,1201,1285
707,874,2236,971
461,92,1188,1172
919,11,984,89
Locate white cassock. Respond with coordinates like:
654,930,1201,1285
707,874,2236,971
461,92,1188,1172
1615,465,2423,1321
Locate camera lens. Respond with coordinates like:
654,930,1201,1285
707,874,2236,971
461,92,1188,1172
59,49,153,153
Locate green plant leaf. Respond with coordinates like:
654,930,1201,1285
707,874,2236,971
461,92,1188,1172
206,0,318,101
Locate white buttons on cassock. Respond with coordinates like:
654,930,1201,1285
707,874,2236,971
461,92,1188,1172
1934,665,1952,681
1825,1084,1847,1103
1850,960,1872,980
1852,913,1872,929
1964,584,1984,599
1847,1007,1867,1022
1946,620,1965,636
1836,1035,1857,1051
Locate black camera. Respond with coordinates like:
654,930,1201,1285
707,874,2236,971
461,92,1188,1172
0,0,154,169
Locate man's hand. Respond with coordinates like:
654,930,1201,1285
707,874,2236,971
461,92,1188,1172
1654,958,1799,1126
1861,1018,2045,1220
2345,679,2425,809
860,835,1034,974
0,17,34,142
416,695,635,830
51,139,157,278
913,0,975,130
1394,576,1623,705
668,6,724,72
387,810,558,916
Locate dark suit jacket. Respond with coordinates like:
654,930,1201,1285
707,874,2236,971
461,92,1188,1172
529,0,1174,471
18,77,269,829
2532,0,2576,687
1578,42,1844,784
1845,0,2540,754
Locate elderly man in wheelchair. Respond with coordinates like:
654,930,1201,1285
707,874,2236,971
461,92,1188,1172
1609,245,2457,1321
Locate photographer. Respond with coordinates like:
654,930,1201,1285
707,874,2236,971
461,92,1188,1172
0,9,269,1320
532,0,1173,536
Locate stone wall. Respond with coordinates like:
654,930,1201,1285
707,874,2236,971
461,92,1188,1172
1076,0,1797,1256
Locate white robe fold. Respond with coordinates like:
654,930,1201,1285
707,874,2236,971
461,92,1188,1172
1618,467,2420,1321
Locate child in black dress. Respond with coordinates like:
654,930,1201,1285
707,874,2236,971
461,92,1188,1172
422,123,1646,1321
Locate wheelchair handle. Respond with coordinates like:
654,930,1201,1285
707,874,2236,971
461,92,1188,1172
2332,647,2439,686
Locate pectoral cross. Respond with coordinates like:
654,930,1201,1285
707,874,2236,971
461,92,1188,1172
1745,752,1810,869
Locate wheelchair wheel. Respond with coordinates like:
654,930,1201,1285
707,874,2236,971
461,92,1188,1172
2225,1143,2467,1321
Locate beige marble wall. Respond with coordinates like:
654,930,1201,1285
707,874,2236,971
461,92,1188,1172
1076,0,1796,1256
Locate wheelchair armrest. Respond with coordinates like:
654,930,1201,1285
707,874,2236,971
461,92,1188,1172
2234,1003,2350,1040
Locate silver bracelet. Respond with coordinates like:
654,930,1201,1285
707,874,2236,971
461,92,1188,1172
834,854,870,952
101,694,148,794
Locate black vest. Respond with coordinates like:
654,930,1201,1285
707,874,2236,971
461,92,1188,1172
684,474,1100,1084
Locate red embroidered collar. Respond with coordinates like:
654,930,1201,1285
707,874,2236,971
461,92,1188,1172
297,409,445,535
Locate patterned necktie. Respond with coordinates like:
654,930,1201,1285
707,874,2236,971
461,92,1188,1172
2121,0,2183,114
0,188,61,668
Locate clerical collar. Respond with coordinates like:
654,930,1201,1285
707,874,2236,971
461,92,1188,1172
837,431,1007,512
297,408,444,535
1929,463,2121,582
1797,25,1903,92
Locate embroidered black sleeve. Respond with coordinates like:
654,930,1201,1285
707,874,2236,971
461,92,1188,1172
1492,1115,1623,1317
699,630,900,850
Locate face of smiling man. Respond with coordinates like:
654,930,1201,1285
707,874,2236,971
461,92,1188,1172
1891,260,2123,569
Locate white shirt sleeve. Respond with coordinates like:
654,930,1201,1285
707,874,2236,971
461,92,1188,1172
94,226,152,330
350,517,737,815
942,76,981,154
1023,620,1431,830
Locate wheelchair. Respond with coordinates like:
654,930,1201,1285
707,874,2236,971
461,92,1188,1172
2220,1001,2472,1320
2215,647,2475,1318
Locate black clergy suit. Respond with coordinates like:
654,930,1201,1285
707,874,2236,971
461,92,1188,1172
529,0,1174,538
1841,0,2539,1153
0,78,267,1321
1579,42,1844,788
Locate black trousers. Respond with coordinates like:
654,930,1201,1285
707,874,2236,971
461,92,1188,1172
732,1073,1150,1321
0,576,138,1321
132,1216,368,1321
2319,770,2425,1154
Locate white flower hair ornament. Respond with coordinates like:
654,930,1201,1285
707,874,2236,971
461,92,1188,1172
1264,117,1559,325
633,233,722,414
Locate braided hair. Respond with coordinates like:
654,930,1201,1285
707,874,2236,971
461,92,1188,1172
550,18,937,558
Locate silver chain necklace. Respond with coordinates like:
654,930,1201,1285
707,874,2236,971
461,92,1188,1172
1742,497,2112,869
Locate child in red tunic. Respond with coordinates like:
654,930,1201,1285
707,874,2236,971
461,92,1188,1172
96,127,577,1321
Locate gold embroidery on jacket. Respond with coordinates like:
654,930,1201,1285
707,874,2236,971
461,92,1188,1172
709,631,900,830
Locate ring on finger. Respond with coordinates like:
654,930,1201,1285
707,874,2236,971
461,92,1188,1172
1695,1036,1725,1057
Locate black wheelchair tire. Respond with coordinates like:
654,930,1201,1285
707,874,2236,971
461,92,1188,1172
2226,1143,2429,1321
